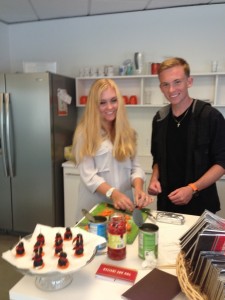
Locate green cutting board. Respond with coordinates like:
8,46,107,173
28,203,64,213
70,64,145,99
77,202,148,244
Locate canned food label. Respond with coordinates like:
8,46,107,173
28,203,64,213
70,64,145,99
138,228,158,259
108,233,127,249
89,221,107,250
89,223,106,237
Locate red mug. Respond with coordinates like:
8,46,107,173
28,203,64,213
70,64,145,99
151,63,160,75
123,95,130,105
80,95,87,105
129,95,138,105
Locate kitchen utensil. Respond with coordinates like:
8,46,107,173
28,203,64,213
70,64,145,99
132,207,144,227
81,209,96,223
141,208,156,223
134,52,143,74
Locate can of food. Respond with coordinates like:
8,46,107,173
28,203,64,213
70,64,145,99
138,223,158,259
88,216,107,250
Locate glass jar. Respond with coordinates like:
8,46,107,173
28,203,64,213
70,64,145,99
107,212,127,260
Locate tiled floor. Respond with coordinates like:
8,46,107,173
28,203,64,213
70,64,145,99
0,234,23,300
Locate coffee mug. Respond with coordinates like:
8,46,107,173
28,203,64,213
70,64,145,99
80,96,87,105
123,95,129,105
129,95,138,105
151,63,160,75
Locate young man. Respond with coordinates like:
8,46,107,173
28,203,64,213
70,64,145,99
148,57,225,215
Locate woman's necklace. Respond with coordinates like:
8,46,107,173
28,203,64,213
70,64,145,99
172,107,190,128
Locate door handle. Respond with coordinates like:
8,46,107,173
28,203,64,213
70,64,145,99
0,93,9,176
5,93,15,177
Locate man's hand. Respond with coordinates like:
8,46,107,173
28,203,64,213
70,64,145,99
168,186,193,205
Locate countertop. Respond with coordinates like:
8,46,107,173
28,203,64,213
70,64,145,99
9,212,199,300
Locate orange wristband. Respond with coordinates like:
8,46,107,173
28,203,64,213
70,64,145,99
188,183,198,193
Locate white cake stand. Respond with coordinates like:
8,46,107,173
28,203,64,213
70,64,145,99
16,245,98,291
2,225,105,292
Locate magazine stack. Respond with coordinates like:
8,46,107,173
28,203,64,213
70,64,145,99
177,210,225,300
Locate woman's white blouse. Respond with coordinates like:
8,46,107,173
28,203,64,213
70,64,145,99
77,140,146,211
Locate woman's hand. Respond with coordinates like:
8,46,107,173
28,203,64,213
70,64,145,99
134,189,154,208
131,178,154,208
111,189,135,211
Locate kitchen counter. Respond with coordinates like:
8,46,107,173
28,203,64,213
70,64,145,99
9,212,199,300
62,160,79,174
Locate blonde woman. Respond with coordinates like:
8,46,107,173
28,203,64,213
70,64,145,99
73,78,153,212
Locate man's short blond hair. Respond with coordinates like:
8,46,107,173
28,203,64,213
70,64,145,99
158,57,190,77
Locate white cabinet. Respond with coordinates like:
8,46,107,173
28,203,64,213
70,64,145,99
62,161,81,227
76,73,225,108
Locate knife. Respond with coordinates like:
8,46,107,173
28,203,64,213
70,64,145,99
141,208,156,223
132,207,144,227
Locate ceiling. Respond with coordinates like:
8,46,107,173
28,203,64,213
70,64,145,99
0,0,224,25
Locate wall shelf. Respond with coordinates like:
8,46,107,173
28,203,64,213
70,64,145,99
76,73,225,107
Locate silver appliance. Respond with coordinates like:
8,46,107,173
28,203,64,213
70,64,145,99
0,72,76,234
134,52,143,74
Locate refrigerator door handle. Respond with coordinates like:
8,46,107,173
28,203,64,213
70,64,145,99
5,93,15,177
0,93,9,176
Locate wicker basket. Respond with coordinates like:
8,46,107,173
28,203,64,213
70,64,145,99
176,251,208,300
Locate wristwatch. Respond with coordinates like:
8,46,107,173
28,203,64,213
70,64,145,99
106,187,115,199
188,183,199,196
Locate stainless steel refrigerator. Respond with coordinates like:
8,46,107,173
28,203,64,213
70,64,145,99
0,72,76,234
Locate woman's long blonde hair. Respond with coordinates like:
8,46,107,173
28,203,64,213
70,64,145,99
73,78,137,164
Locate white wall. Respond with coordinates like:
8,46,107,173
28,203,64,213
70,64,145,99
0,22,10,72
5,4,225,154
7,4,225,76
